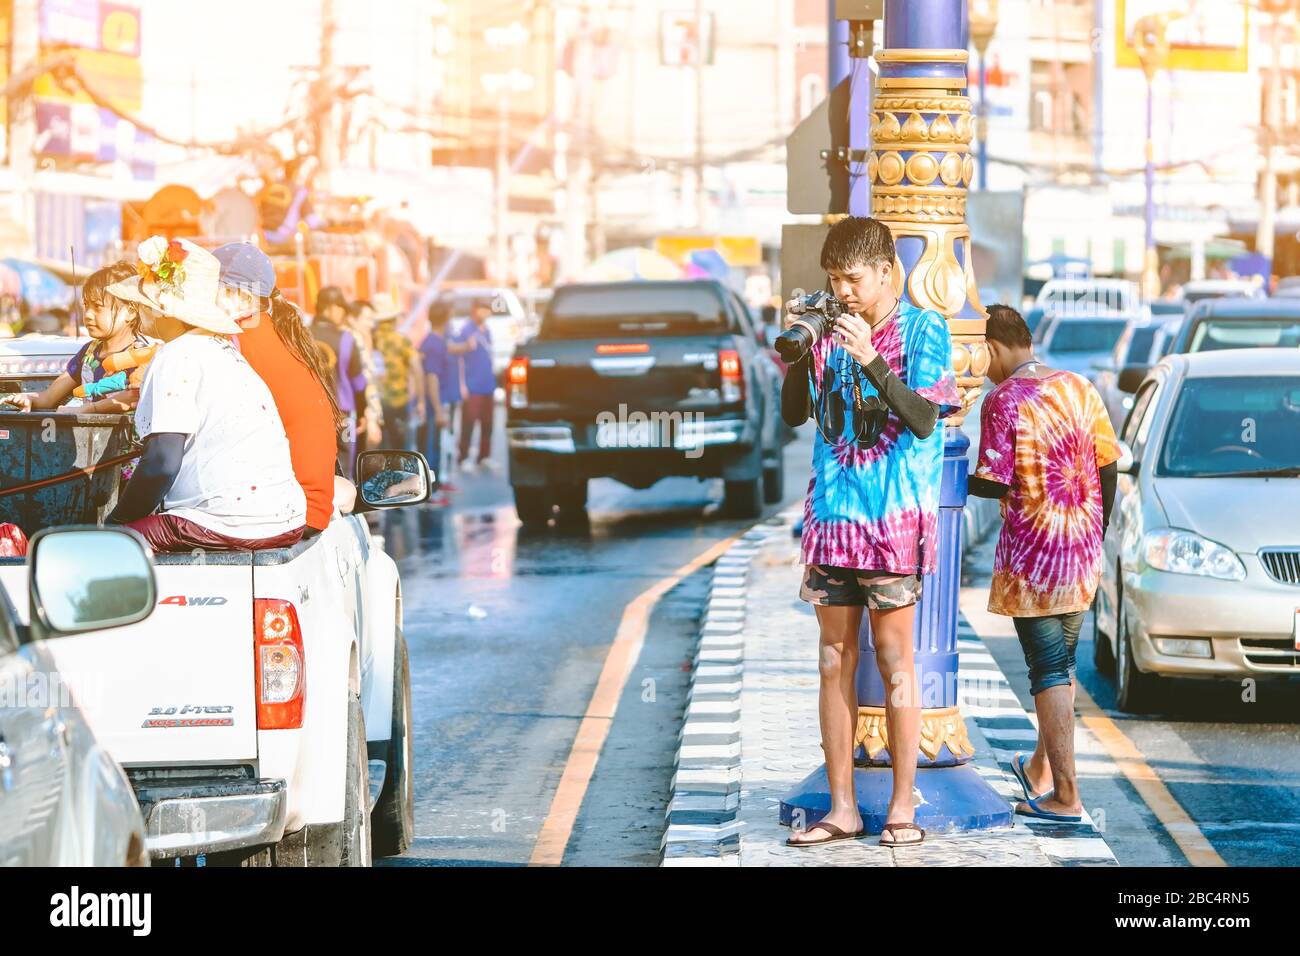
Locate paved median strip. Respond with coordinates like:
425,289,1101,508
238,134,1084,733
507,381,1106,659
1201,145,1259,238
662,510,1118,868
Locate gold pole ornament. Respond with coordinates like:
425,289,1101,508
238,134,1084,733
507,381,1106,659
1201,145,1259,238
869,47,989,426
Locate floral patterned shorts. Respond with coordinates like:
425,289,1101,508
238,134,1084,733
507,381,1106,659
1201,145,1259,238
799,564,923,610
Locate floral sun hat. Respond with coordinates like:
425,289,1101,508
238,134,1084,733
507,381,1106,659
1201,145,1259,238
106,236,241,335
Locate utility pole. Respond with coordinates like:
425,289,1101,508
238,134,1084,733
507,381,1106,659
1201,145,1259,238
317,0,339,187
561,3,595,279
969,0,997,191
1131,14,1171,301
694,0,706,230
483,24,534,286
9,0,38,243
496,89,510,284
1257,1,1288,268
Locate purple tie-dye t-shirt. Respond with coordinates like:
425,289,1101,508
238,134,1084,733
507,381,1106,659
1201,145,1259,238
800,301,961,575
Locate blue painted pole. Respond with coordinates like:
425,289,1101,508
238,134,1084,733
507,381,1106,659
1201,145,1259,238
782,0,1012,834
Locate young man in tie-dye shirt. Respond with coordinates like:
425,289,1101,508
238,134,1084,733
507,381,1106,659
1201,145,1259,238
781,217,961,848
970,304,1120,824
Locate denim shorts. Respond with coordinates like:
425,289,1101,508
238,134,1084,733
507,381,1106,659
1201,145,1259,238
1012,611,1085,696
799,564,923,610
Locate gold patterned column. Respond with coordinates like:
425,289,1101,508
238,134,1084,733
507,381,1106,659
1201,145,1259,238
870,48,989,427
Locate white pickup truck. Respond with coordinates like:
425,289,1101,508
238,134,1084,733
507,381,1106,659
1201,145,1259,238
0,449,427,866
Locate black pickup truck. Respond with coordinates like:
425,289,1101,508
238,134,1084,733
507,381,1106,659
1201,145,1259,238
504,280,792,525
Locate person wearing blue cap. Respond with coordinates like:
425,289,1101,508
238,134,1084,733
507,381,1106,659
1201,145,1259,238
212,242,342,536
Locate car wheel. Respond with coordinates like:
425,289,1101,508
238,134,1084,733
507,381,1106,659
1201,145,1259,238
724,475,762,519
1115,606,1155,713
371,630,414,857
513,485,551,526
1091,592,1115,675
340,692,373,867
762,453,784,504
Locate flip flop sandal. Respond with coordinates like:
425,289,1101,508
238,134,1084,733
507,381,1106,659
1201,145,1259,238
1015,795,1084,824
1010,753,1052,802
879,822,926,847
785,820,866,848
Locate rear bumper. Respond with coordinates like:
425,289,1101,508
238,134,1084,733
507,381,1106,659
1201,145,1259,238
507,418,759,486
134,777,288,860
507,418,753,454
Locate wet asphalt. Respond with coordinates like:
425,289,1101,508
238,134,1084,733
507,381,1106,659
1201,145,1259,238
374,406,805,866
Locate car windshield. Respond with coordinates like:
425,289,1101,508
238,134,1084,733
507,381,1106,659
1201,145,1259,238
1045,319,1127,353
1124,326,1158,364
1157,375,1300,478
542,284,728,338
1188,319,1300,352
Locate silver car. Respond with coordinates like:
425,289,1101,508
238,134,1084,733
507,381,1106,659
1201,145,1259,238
0,527,156,866
1092,348,1300,711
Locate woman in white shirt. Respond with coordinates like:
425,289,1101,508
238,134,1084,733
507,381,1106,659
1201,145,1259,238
105,236,306,552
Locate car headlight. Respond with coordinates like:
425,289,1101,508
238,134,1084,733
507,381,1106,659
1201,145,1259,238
1142,528,1246,581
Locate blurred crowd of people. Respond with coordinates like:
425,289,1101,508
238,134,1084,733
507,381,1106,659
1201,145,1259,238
308,284,500,503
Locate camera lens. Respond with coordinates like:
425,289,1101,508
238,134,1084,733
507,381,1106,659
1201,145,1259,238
774,323,814,363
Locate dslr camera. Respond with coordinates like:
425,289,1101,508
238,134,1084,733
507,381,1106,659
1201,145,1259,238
774,289,846,363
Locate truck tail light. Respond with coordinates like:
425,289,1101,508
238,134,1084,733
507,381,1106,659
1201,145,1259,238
254,599,305,729
508,356,529,409
719,349,744,403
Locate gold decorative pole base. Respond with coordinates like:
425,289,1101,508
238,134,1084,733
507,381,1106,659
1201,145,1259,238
854,705,977,764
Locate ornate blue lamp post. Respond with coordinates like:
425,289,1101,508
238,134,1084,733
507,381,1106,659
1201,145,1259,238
782,0,1010,833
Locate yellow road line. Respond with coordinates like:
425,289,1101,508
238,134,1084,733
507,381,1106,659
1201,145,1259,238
528,529,748,866
1072,682,1226,867
958,583,1225,866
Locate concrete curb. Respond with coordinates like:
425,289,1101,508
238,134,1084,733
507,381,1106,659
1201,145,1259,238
660,516,788,867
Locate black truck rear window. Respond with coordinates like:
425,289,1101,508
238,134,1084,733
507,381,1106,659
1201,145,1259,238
541,284,729,338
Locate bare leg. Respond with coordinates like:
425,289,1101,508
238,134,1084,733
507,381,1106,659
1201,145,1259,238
1025,678,1075,797
787,604,864,842
872,603,921,835
1020,681,1082,814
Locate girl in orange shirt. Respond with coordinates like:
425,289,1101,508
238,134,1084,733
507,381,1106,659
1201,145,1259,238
213,242,342,536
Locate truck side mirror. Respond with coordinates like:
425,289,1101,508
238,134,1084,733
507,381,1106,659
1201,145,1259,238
356,450,434,508
27,526,156,643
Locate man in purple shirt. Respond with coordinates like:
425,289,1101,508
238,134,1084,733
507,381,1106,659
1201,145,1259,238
448,301,496,472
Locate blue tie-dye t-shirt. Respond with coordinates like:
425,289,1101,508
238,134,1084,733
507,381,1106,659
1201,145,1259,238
800,300,961,575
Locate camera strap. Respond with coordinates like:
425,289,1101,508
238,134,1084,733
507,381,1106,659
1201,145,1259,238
808,345,875,448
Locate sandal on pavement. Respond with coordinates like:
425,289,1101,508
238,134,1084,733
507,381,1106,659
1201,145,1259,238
879,822,926,847
1015,795,1083,824
1010,752,1051,802
785,820,866,848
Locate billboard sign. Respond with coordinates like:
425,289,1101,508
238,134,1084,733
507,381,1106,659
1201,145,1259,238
1115,0,1249,73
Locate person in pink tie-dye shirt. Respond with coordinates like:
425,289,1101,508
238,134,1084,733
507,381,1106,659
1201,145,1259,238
970,304,1120,826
